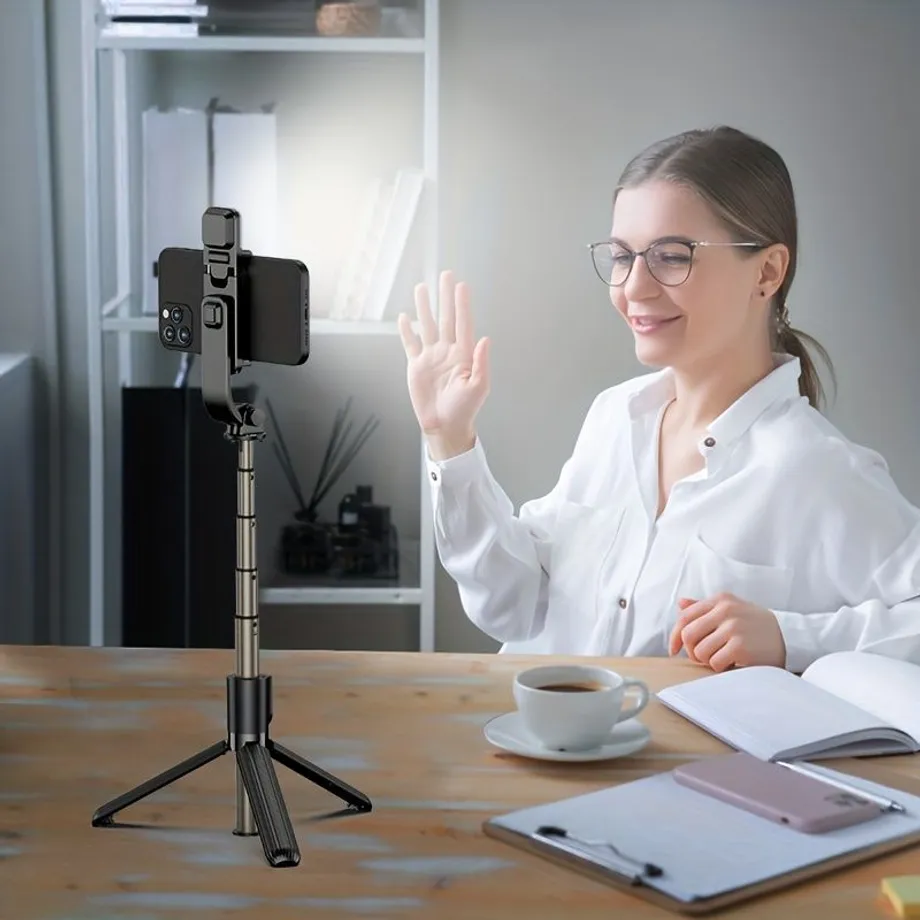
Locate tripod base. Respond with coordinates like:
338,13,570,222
91,675,372,868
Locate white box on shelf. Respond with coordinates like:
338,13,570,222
106,0,202,6
212,109,278,258
103,2,208,16
141,107,209,315
141,105,279,315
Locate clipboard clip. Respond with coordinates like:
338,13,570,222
534,825,664,885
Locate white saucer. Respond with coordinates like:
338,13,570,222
482,711,651,763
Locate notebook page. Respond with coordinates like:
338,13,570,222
803,651,920,744
656,666,892,760
488,769,920,903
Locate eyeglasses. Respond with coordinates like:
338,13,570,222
587,237,764,287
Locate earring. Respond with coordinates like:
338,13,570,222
759,290,766,297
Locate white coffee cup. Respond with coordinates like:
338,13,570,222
512,664,650,751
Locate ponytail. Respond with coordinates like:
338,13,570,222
774,303,836,410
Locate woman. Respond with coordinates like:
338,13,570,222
397,125,920,674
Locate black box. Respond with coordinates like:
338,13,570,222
121,385,256,649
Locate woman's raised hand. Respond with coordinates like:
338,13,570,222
397,270,490,459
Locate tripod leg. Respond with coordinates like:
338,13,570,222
92,739,229,827
270,740,372,813
235,742,300,868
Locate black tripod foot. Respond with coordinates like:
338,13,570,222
236,742,299,867
270,740,372,814
91,739,229,827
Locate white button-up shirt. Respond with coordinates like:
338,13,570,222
426,354,920,673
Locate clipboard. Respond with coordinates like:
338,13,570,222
483,766,920,915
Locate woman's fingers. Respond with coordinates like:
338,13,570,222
412,270,471,352
438,270,456,343
470,336,490,389
415,282,438,345
454,280,474,354
397,311,420,358
689,620,733,666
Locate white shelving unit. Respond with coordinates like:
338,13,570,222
80,0,439,651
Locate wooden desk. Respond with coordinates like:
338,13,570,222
0,645,916,919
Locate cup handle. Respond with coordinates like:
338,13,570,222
617,678,650,722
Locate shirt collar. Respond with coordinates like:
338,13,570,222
627,353,803,449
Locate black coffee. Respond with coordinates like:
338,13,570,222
539,681,605,693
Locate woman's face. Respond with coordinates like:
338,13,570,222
607,180,777,373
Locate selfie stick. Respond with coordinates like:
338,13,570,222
91,207,372,867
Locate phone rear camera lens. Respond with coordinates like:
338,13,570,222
177,325,191,345
163,325,176,343
170,306,184,324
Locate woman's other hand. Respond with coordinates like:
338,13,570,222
668,593,787,671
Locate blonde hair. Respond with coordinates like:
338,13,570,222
614,125,836,410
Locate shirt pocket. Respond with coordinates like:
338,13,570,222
546,502,626,622
677,531,795,612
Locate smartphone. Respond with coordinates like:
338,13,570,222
673,752,882,834
156,246,310,366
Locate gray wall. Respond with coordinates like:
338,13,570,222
3,0,919,652
0,0,60,644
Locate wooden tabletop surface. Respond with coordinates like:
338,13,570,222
0,644,917,920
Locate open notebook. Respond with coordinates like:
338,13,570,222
656,651,920,761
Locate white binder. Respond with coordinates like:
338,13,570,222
141,108,209,315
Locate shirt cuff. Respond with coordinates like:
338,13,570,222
424,436,487,487
770,609,835,674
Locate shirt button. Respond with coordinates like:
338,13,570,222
430,470,438,481
703,436,716,448
618,598,628,609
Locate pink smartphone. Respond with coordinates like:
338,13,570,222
672,752,882,833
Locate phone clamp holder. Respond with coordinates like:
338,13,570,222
91,207,372,867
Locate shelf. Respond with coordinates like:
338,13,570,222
96,33,426,54
260,585,421,605
260,536,422,607
102,315,404,335
85,0,439,652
